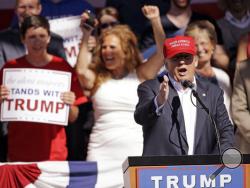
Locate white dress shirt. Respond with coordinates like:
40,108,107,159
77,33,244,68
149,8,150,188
154,75,197,155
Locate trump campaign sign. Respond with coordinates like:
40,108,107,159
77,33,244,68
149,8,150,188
137,165,245,188
0,68,71,125
49,16,82,67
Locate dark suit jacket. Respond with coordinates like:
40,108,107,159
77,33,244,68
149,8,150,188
134,75,234,156
0,27,66,68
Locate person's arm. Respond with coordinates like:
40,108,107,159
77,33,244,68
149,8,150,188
236,34,248,63
214,87,234,152
135,76,169,126
137,5,165,81
231,62,250,143
60,91,79,123
75,12,96,91
212,44,230,72
206,16,229,72
134,81,159,126
68,105,79,123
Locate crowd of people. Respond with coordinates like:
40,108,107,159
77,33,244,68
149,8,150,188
0,0,250,187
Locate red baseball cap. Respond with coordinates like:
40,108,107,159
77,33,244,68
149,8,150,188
163,36,197,58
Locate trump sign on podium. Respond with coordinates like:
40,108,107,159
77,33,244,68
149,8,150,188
0,68,71,125
137,165,243,188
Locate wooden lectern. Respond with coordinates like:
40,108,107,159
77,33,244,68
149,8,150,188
123,154,250,188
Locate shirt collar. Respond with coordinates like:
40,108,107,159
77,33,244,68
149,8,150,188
167,73,196,93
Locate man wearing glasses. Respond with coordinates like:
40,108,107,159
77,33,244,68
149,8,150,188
134,36,234,156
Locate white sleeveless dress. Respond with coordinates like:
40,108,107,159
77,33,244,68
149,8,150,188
87,72,143,188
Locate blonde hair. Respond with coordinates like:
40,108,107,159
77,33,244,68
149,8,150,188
91,25,142,94
184,20,217,48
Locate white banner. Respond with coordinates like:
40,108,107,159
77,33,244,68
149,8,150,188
49,16,83,67
0,68,71,126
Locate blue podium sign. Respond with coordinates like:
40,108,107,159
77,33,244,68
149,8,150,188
137,165,244,188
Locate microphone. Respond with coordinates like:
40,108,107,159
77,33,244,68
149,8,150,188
181,80,194,89
180,80,222,155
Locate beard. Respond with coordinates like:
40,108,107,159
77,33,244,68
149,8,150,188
172,0,191,9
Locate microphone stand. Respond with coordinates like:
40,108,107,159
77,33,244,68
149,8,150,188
191,89,225,180
182,80,241,180
191,89,222,156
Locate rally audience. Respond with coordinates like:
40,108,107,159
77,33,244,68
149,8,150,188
231,59,250,154
140,0,229,72
185,20,232,115
0,15,85,162
217,0,250,79
0,0,65,162
76,5,165,187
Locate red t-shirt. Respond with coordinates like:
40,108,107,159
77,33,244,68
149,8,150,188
0,56,87,162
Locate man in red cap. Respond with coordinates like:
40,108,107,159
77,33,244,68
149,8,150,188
134,35,234,156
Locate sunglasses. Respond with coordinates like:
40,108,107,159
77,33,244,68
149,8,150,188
170,54,194,64
100,21,119,29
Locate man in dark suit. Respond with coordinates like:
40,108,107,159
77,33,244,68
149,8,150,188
134,35,234,156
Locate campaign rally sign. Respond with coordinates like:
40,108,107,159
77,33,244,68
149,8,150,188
0,68,71,126
137,164,244,188
49,16,82,67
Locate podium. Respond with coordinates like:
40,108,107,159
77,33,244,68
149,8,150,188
123,154,250,188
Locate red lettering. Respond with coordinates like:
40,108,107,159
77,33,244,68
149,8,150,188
27,99,38,111
4,99,66,114
41,100,53,112
56,103,65,113
64,46,77,58
5,99,14,110
15,99,25,110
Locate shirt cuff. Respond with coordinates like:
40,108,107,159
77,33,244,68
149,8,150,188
154,96,165,116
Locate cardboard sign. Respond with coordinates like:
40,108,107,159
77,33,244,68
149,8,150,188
1,68,71,126
49,16,82,67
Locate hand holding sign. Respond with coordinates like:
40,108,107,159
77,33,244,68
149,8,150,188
60,91,76,106
0,85,10,101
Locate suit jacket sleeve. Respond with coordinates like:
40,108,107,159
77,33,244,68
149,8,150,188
134,79,161,127
214,87,234,152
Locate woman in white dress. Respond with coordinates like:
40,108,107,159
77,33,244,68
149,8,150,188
76,6,165,188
